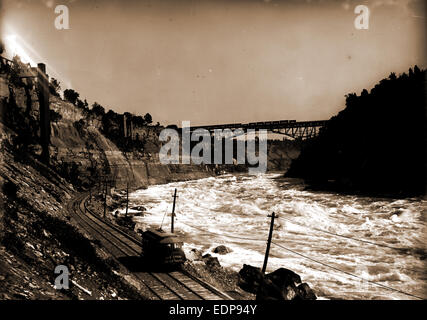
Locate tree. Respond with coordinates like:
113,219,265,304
144,113,152,125
133,115,146,127
50,109,63,123
414,65,421,75
10,55,24,87
63,89,80,105
91,102,105,116
76,99,85,109
49,78,61,97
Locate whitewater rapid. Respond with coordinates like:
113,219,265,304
124,173,426,300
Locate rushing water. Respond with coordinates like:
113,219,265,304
124,173,426,300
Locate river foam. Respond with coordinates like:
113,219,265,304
126,173,426,300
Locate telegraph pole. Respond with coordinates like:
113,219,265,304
125,181,129,217
262,212,278,274
103,179,107,219
36,63,50,165
171,188,177,233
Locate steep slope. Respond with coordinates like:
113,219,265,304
0,123,146,299
286,67,426,196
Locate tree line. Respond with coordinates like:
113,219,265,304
286,66,426,197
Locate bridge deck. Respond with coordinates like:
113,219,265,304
181,120,328,131
177,120,328,139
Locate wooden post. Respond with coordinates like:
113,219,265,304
171,188,177,233
262,212,277,274
103,179,107,219
36,63,50,165
125,181,129,217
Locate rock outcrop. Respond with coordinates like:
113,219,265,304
212,245,232,255
238,264,317,300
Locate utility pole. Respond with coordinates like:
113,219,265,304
171,188,177,233
262,212,278,274
36,63,50,165
125,181,129,217
103,179,107,219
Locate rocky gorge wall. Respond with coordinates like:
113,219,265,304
49,110,216,190
1,74,300,193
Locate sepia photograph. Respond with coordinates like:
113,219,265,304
0,0,425,311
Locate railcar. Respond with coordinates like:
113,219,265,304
141,228,186,266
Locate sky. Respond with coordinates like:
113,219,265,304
1,0,426,126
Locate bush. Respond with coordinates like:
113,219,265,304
63,89,80,105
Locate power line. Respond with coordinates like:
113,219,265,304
280,217,407,252
271,241,425,300
179,220,425,300
180,220,265,241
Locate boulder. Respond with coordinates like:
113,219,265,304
265,268,301,288
212,245,232,255
238,264,316,300
202,254,222,270
186,248,203,261
131,205,146,212
296,283,317,300
238,264,264,294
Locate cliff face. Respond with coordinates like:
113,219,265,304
286,67,426,196
47,97,215,190
1,73,299,196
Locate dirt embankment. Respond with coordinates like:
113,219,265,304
0,132,148,299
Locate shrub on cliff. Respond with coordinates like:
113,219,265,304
63,89,80,105
49,78,61,97
286,66,426,196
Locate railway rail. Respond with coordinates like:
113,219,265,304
67,193,232,300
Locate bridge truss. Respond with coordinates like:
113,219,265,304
184,120,328,140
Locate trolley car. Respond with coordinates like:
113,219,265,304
141,228,186,266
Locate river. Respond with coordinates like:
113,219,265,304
124,173,426,300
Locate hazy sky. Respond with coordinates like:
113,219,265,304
1,0,426,126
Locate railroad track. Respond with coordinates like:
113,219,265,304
67,193,232,300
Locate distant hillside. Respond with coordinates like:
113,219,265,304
286,66,426,197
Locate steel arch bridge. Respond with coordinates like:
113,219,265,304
180,120,328,140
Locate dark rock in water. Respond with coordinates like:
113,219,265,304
238,264,264,294
116,216,135,230
202,254,222,270
212,245,232,255
187,248,203,261
131,205,146,212
238,264,316,300
265,268,301,288
296,283,317,300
